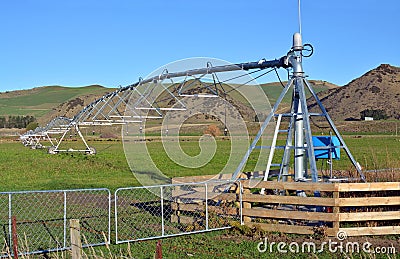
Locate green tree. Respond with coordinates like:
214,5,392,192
26,121,39,131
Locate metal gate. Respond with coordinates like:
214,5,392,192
0,188,111,258
115,181,241,243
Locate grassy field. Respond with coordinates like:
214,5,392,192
0,140,134,191
1,134,399,192
0,134,399,258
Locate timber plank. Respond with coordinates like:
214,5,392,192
339,211,400,222
339,226,400,236
242,208,336,221
337,182,400,192
240,180,336,192
338,197,400,206
245,222,316,235
242,194,335,206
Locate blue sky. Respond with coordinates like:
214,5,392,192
0,0,399,91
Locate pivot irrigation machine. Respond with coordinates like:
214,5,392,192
20,29,365,183
20,0,365,184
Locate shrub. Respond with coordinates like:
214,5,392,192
203,124,221,137
26,121,39,131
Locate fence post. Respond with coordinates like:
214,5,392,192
154,240,162,259
70,219,82,259
11,216,18,259
242,187,252,223
332,185,340,234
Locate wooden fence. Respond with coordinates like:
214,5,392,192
240,180,400,237
172,174,400,237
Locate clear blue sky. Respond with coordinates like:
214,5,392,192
1,0,399,91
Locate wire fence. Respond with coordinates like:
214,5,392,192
0,181,241,257
0,188,111,258
115,181,241,243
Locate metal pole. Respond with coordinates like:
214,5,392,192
205,183,208,230
63,191,67,249
8,194,12,252
114,190,119,243
160,187,164,237
293,92,305,180
279,100,295,183
297,78,318,182
290,45,306,181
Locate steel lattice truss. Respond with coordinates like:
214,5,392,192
21,57,287,154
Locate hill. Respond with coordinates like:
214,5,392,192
261,80,338,113
0,85,114,124
309,64,400,120
0,79,338,127
2,62,399,129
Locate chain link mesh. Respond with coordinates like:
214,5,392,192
115,181,240,243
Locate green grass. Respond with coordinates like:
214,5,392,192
85,229,398,259
1,134,399,192
0,134,399,258
0,140,135,192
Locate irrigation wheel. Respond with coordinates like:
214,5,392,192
86,147,97,155
48,146,58,154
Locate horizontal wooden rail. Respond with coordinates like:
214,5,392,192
240,180,336,192
339,226,400,236
241,194,400,207
242,208,336,221
338,196,400,206
242,194,335,206
246,222,316,235
339,211,400,222
337,182,400,192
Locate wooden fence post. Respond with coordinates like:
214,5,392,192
70,219,82,259
154,240,162,259
11,216,18,259
242,188,252,222
332,186,340,234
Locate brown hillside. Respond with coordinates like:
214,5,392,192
39,88,116,125
309,64,400,120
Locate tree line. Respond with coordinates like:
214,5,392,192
0,115,36,129
360,109,388,120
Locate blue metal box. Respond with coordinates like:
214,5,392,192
312,136,340,159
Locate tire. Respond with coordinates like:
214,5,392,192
87,147,97,155
48,146,58,154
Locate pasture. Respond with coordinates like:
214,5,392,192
1,134,400,192
0,134,399,258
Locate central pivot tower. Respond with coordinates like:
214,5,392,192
232,33,365,183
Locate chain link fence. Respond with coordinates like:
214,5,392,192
0,181,242,256
0,188,111,258
115,181,241,243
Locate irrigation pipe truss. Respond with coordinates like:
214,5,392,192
20,56,290,152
